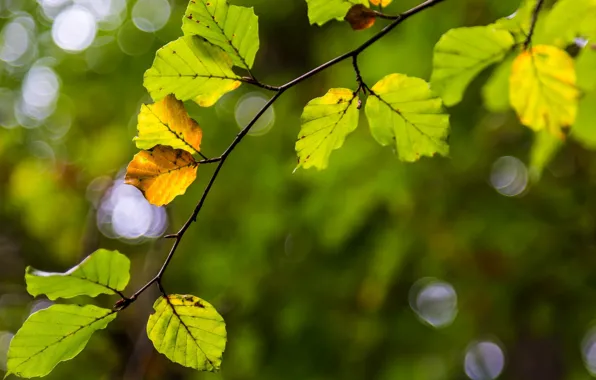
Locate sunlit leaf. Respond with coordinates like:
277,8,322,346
431,26,515,106
529,130,562,181
144,35,241,107
135,95,202,154
296,88,359,170
147,294,226,372
576,46,596,93
7,305,116,378
306,0,368,26
509,45,579,138
125,145,198,206
482,55,514,113
370,0,391,6
345,4,376,30
541,0,596,47
25,249,130,300
571,90,596,149
365,73,450,162
182,0,259,70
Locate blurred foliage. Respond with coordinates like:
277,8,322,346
1,0,596,379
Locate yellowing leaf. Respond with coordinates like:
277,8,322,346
306,0,369,26
182,0,260,70
431,26,514,106
144,36,241,107
509,45,579,138
365,73,450,162
345,4,376,30
370,0,392,6
296,88,359,170
125,145,198,206
147,295,226,372
135,95,203,154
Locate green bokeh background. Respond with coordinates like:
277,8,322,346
2,0,596,379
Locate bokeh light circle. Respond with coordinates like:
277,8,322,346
409,278,458,328
490,156,528,197
132,0,171,32
95,177,168,242
235,92,275,136
464,340,506,380
52,5,97,52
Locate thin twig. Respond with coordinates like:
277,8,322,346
373,10,400,20
113,0,445,311
524,0,545,50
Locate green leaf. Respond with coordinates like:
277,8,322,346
430,26,515,106
365,73,450,162
576,46,596,93
540,0,596,47
305,0,368,26
529,130,562,181
147,294,227,372
182,0,259,70
571,90,596,149
144,35,241,107
135,95,203,154
296,88,360,170
481,55,513,113
25,248,130,300
7,305,116,378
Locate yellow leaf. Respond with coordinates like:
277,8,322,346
125,145,198,206
370,0,391,6
345,5,376,30
509,45,579,138
135,95,202,154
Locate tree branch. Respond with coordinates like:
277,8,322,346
114,0,446,311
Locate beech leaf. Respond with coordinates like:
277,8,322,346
430,26,515,106
147,294,227,372
366,73,450,162
509,45,579,138
296,88,360,170
144,35,241,107
135,94,203,154
7,305,116,378
125,145,198,206
345,4,376,31
25,248,130,300
182,0,260,70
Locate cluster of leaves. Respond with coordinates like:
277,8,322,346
429,0,596,178
125,0,261,206
6,249,226,377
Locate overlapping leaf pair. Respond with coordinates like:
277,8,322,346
7,249,226,377
125,0,261,206
296,74,450,170
430,0,596,178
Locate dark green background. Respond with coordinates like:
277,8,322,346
2,0,596,379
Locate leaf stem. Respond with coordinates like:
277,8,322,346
524,0,545,50
114,0,446,311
